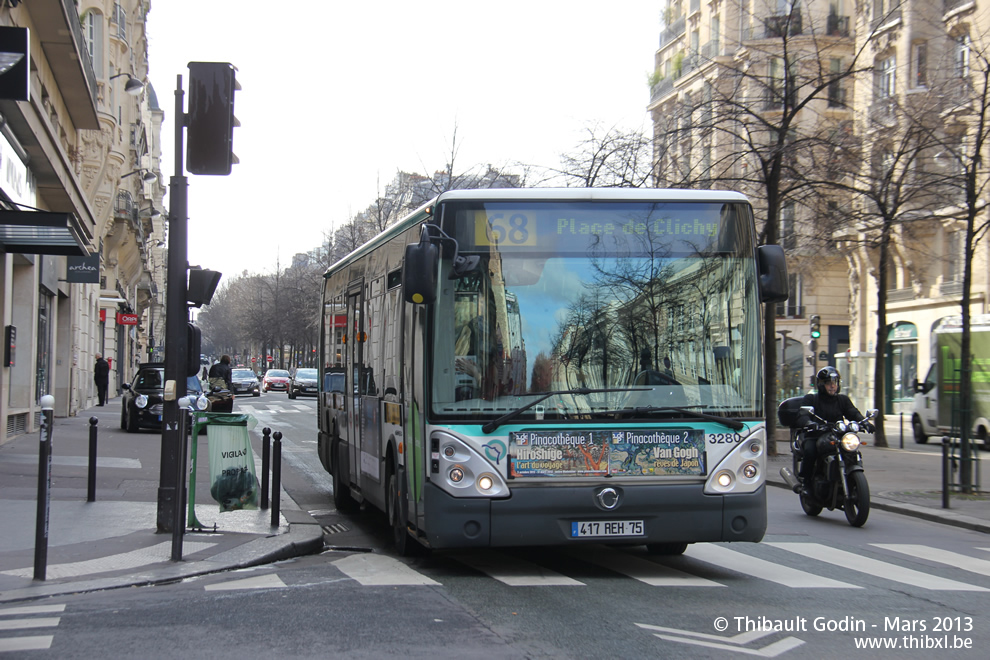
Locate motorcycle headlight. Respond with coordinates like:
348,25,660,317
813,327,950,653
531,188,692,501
840,433,861,452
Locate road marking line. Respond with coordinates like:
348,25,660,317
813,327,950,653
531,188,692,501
0,618,60,630
449,551,584,586
567,547,722,587
0,605,65,616
688,544,858,589
205,574,287,591
0,636,54,652
873,544,990,577
769,542,989,591
333,554,440,586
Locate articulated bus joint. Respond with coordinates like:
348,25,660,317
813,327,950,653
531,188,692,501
704,426,766,495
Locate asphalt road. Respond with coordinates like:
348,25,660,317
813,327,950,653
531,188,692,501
4,395,988,659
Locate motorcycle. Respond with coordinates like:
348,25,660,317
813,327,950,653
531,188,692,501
778,397,878,527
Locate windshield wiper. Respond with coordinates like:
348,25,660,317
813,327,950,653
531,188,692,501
589,405,745,431
481,387,646,434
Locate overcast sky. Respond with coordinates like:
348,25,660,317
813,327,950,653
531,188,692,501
146,1,661,279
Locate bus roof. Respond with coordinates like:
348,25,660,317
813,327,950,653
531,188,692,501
323,187,751,277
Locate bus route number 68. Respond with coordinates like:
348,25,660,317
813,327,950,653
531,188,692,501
475,211,536,246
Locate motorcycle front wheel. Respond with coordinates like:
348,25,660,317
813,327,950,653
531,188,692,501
844,470,870,527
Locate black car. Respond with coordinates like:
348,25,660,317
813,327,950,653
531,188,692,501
230,368,260,396
288,368,319,398
121,362,165,432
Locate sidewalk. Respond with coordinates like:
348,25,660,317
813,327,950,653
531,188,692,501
1,410,988,605
767,418,990,533
0,402,324,604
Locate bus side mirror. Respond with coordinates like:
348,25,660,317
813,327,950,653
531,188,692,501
403,233,439,305
757,244,788,303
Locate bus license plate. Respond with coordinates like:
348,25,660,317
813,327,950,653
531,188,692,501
571,520,644,538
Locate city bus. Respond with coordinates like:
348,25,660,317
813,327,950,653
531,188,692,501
317,188,788,555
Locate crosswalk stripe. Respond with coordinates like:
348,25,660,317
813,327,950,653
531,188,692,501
332,553,440,586
0,618,60,630
688,544,859,589
0,636,54,652
0,605,65,616
449,551,584,586
205,574,287,591
567,547,723,587
769,543,990,591
873,544,990,577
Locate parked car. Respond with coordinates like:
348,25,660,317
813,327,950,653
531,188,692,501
262,369,290,392
288,368,319,398
121,362,165,432
230,368,260,396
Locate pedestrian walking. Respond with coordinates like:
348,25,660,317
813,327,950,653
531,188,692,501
94,353,110,406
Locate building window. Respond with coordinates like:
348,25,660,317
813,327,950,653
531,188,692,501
82,11,104,78
875,55,896,99
954,33,971,78
913,41,927,88
780,202,797,250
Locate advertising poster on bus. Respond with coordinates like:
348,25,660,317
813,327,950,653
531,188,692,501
508,430,608,477
508,428,706,477
608,429,706,476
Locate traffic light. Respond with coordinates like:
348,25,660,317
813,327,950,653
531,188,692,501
809,314,821,339
187,268,222,307
187,323,202,377
186,62,239,175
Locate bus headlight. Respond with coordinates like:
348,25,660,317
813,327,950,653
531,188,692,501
431,431,510,498
705,426,766,495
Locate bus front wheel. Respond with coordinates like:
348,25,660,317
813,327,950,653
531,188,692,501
387,465,420,556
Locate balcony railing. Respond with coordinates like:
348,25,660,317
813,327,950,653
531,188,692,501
775,304,806,319
764,11,803,38
114,190,134,219
661,16,686,46
870,8,902,33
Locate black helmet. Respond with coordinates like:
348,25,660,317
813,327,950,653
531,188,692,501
816,366,841,395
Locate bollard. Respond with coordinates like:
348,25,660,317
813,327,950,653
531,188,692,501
261,427,271,511
271,431,282,527
34,395,55,581
87,417,98,502
899,412,906,448
942,437,951,509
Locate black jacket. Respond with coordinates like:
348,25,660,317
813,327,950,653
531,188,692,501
209,362,232,389
94,358,110,384
799,391,865,425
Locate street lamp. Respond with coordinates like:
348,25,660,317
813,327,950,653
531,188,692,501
110,72,145,95
122,169,157,183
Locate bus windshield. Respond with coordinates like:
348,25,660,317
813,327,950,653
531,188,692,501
429,200,764,421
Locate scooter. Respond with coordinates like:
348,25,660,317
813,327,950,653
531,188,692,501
778,398,878,527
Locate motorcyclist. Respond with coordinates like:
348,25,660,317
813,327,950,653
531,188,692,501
208,354,233,390
794,366,874,492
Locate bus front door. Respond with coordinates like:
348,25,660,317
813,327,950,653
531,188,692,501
346,287,364,497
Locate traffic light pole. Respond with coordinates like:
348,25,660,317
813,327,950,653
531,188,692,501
157,74,189,533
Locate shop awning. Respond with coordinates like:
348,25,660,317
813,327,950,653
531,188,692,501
0,210,89,256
